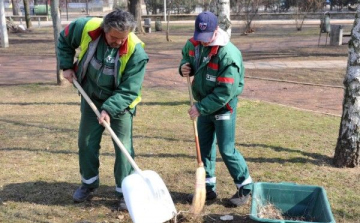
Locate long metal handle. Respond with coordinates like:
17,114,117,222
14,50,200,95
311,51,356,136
187,76,203,166
73,79,141,173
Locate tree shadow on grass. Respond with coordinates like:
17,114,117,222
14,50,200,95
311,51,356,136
0,181,190,210
167,192,257,223
0,101,79,106
0,82,58,87
0,181,119,207
237,143,334,167
0,118,78,133
136,141,334,167
0,143,334,169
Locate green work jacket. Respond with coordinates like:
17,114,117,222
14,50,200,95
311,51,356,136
57,17,148,117
179,37,245,115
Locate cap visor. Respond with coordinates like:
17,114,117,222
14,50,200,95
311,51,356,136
194,31,214,42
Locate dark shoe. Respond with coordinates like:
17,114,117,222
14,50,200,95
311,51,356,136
117,197,128,211
73,186,96,203
229,187,251,207
187,190,217,203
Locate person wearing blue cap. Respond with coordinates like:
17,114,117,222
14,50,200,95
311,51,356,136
179,11,252,207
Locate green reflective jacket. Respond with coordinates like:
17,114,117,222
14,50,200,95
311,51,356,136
179,37,245,115
57,17,149,117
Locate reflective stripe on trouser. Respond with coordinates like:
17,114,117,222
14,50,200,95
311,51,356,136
197,97,252,192
78,97,134,194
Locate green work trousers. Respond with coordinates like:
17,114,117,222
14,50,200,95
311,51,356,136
197,97,252,192
78,97,134,196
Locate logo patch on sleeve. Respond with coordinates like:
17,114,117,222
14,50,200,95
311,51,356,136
206,74,216,82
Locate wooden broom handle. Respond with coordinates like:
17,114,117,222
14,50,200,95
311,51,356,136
187,75,204,166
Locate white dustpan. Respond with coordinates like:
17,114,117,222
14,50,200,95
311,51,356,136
73,79,177,223
122,170,177,223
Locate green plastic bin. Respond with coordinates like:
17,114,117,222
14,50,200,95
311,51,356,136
34,5,51,15
250,182,335,223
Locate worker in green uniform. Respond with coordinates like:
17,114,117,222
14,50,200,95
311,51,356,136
179,11,252,207
57,9,148,209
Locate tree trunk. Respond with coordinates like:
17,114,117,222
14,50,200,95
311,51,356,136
210,0,231,37
11,0,19,16
23,0,32,28
334,5,360,168
50,0,65,85
165,0,173,42
203,0,210,11
128,0,143,34
85,0,89,15
0,0,9,48
136,0,144,34
113,0,118,9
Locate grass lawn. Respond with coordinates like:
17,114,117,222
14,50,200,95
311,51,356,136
0,21,359,223
0,84,358,223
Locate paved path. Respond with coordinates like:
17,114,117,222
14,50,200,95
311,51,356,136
0,53,346,118
245,59,347,69
0,55,347,83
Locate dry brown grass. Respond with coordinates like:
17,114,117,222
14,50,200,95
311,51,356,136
258,203,284,220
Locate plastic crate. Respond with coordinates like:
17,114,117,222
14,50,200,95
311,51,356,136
250,182,335,223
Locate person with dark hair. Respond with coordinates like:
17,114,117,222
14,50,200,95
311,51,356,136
57,9,148,209
179,11,252,207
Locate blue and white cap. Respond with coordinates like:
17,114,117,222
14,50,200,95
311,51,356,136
194,11,218,42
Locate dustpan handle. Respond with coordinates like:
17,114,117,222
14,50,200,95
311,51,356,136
73,79,141,173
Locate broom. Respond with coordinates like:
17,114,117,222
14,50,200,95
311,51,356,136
186,75,206,215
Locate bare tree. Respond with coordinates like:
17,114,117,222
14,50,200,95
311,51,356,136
235,0,262,34
129,0,144,34
334,6,360,168
210,0,231,37
11,0,20,15
113,0,119,9
292,0,322,31
165,0,174,42
50,0,65,85
23,0,32,28
203,0,211,11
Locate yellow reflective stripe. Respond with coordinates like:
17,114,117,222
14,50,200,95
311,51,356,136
119,32,145,109
129,92,142,109
119,32,145,75
79,18,103,61
79,21,144,109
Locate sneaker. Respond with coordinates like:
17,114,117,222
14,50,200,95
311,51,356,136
229,187,251,207
187,190,217,203
117,197,128,211
73,186,96,203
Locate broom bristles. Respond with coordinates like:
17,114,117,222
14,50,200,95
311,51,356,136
190,166,206,215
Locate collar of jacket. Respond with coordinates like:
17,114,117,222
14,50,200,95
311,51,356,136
189,37,220,59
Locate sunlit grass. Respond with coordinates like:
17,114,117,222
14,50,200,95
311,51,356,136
0,84,358,223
